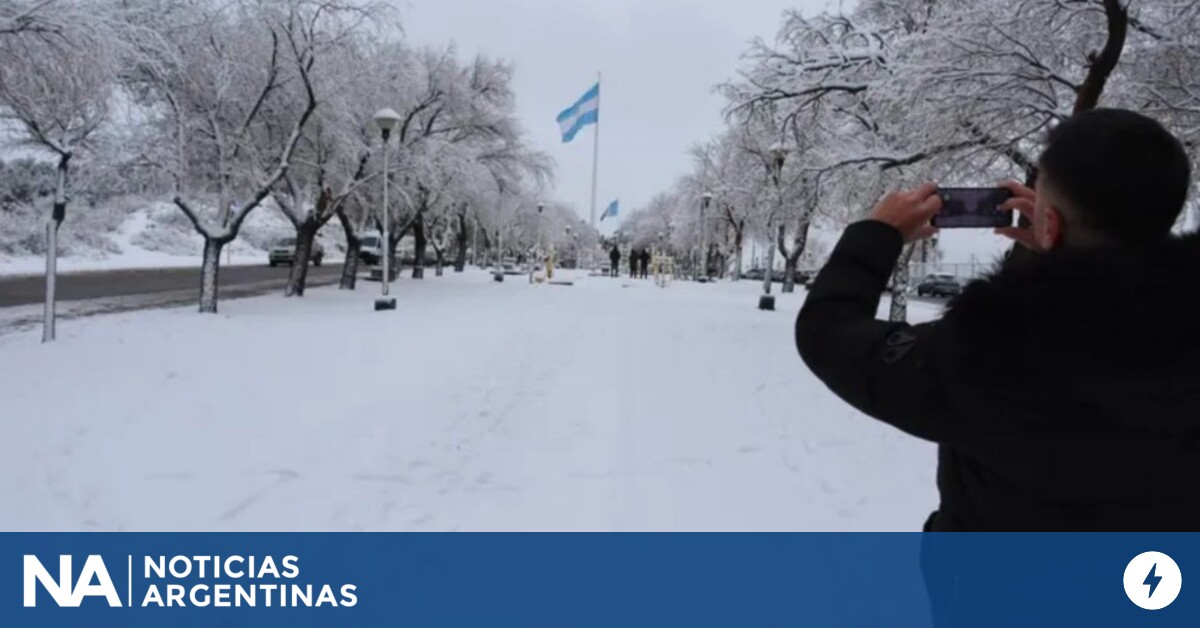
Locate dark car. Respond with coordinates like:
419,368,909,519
742,269,782,281
358,235,383,265
741,268,809,284
916,273,962,298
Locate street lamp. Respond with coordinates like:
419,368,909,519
537,202,545,278
373,107,401,311
760,143,788,311
699,191,713,282
565,225,573,271
537,202,545,255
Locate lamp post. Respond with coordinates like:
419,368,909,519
526,202,544,284
373,108,401,310
537,202,545,263
760,143,788,310
699,191,713,282
537,202,545,278
656,230,667,286
564,226,573,270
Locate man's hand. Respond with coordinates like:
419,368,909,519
995,180,1042,251
868,183,942,243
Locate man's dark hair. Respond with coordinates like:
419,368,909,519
1038,108,1191,243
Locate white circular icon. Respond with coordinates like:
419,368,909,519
1123,551,1182,610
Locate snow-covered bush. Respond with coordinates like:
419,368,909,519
0,197,125,258
0,158,56,208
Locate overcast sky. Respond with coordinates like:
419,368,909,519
398,0,841,233
395,0,1015,264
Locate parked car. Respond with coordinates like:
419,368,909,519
358,235,383,266
916,273,962,298
269,237,324,267
490,257,520,275
740,268,809,283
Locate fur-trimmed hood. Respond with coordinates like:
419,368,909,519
945,234,1200,373
940,233,1200,431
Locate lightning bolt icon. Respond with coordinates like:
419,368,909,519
1144,563,1163,598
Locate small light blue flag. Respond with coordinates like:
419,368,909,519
601,199,618,221
556,83,599,143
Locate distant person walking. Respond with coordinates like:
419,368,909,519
638,250,650,278
609,245,620,277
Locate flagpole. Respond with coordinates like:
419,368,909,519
589,72,601,232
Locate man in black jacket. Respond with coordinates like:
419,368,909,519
796,108,1198,532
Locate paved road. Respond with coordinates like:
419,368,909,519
0,264,946,316
0,264,344,308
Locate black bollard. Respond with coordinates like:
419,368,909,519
758,295,775,311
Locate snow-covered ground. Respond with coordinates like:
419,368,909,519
0,270,941,531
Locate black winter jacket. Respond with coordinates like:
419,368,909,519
796,220,1200,531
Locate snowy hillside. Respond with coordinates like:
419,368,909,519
0,272,940,531
0,200,347,276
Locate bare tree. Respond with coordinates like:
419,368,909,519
720,0,1165,319
0,1,122,340
267,5,395,296
124,0,329,313
0,0,84,39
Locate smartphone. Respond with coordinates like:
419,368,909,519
931,187,1014,228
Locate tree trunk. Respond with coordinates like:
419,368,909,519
199,237,224,314
888,244,917,322
412,217,427,279
454,213,469,272
761,235,776,295
341,237,360,290
337,207,360,290
778,224,795,294
479,227,492,267
388,221,409,280
733,225,744,281
285,189,334,297
435,249,445,277
781,221,811,294
1074,0,1128,115
775,224,795,294
285,220,318,297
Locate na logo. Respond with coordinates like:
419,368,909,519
23,555,123,608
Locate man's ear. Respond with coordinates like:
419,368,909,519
1036,206,1064,250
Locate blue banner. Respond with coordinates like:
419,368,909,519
1,533,1196,627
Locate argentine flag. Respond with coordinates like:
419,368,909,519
600,199,618,221
556,83,599,143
